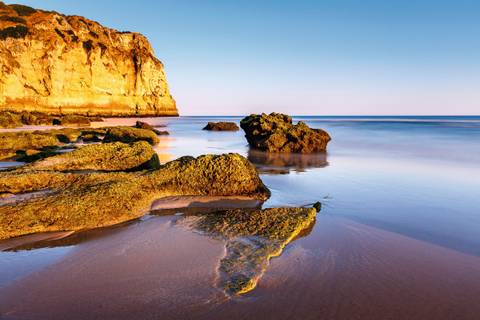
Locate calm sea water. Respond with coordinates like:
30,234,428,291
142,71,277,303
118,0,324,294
1,116,479,319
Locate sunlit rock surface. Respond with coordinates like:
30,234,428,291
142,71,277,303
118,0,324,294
25,141,160,172
0,2,177,116
186,207,317,295
0,153,270,240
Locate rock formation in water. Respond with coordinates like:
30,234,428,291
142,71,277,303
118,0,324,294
203,122,240,131
0,153,270,240
0,2,177,116
240,113,331,153
187,207,317,295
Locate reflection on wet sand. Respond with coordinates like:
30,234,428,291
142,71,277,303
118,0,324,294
247,149,328,174
153,135,174,163
1,219,142,252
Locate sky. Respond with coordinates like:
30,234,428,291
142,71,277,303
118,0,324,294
9,0,480,115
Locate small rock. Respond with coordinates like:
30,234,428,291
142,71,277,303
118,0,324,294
203,122,239,131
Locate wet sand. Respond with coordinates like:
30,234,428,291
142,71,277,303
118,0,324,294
1,215,479,319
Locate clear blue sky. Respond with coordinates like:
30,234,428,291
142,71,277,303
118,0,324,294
10,0,480,115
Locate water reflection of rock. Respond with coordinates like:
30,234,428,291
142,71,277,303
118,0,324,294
248,149,329,174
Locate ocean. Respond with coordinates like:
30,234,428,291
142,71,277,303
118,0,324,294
1,115,479,319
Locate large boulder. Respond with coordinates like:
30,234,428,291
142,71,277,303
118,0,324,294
0,153,270,240
240,113,331,153
203,122,239,131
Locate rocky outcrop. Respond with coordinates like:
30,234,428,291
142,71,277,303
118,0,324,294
0,126,161,160
0,111,102,128
103,126,159,145
0,153,270,240
25,141,160,172
240,113,331,153
0,2,177,116
203,122,239,131
187,207,317,295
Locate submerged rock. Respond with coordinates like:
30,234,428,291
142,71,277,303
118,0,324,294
240,113,331,153
203,122,240,131
25,141,160,172
0,153,270,240
103,126,160,145
189,207,317,295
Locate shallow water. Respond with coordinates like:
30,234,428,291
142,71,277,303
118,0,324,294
1,116,480,319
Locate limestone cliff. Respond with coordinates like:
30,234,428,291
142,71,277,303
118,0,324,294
0,2,178,116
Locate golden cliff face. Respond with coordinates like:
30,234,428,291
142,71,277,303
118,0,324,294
0,3,178,116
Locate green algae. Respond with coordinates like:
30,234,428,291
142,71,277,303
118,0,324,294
0,153,270,240
0,126,161,160
188,207,317,295
103,126,160,145
26,141,160,172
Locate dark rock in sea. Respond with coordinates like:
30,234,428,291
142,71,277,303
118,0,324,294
240,113,331,153
203,122,240,131
135,121,169,135
312,201,322,212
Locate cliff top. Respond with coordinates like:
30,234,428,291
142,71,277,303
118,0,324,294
0,2,155,56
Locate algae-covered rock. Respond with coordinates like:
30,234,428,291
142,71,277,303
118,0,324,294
52,115,92,126
189,207,317,295
0,126,154,160
0,153,269,240
0,111,22,128
0,128,95,160
203,122,239,131
0,130,63,152
240,113,331,153
0,111,101,128
26,141,160,172
103,126,160,145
